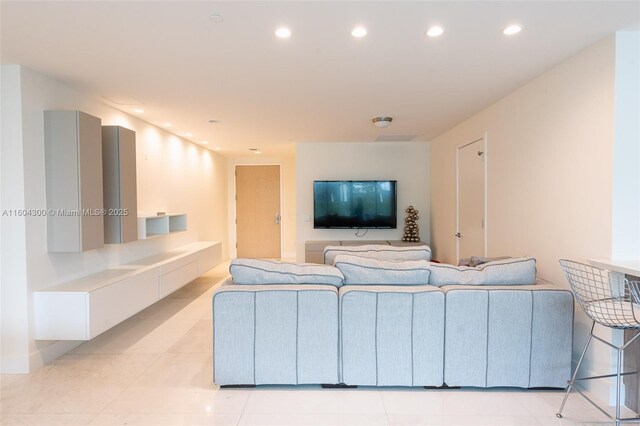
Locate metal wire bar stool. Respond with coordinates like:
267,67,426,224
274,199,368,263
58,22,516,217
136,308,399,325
557,259,640,425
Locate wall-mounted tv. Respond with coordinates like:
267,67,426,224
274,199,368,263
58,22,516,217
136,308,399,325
313,180,397,229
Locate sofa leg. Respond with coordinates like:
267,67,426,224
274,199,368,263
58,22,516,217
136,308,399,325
424,384,461,390
220,384,256,389
322,383,357,389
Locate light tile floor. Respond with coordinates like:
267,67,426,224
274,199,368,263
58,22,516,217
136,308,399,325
1,262,637,426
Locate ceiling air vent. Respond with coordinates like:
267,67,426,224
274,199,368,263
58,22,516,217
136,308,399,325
101,95,144,106
374,135,417,142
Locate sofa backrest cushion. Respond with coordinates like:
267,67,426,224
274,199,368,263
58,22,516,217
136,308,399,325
427,257,537,286
333,254,431,285
323,244,432,265
230,258,344,287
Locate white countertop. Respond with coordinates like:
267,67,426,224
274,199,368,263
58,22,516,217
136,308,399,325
589,258,640,277
37,241,220,293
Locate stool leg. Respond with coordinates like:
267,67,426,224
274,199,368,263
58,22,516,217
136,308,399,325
557,322,595,418
615,347,623,426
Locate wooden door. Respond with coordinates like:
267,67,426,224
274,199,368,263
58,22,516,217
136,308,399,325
236,165,281,258
457,138,486,261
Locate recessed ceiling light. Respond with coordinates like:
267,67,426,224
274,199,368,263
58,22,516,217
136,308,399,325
503,25,522,35
254,150,262,154
185,132,193,137
249,148,262,154
351,26,367,38
426,26,444,37
133,108,144,113
163,122,172,127
275,27,292,39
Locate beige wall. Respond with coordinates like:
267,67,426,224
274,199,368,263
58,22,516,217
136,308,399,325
1,65,228,373
296,142,430,261
430,36,615,278
227,155,297,259
430,36,616,399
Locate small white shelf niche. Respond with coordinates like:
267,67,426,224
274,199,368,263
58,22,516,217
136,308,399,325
169,214,188,233
138,213,187,239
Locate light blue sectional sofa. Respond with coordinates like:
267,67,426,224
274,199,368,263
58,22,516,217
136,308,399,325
212,247,574,389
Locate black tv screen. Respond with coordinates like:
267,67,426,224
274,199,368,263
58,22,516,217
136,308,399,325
314,180,397,229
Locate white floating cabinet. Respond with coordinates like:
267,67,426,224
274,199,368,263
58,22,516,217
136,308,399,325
34,268,158,340
34,241,222,341
102,126,138,244
160,260,198,298
89,268,158,337
138,213,187,239
198,241,223,274
44,111,104,252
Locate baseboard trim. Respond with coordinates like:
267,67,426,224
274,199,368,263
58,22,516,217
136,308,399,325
0,355,30,374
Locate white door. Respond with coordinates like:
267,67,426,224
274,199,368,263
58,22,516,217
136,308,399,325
457,138,486,261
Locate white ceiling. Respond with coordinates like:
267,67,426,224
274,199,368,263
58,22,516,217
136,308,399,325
2,1,639,156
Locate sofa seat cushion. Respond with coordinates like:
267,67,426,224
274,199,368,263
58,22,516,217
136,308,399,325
230,259,344,287
333,254,431,285
323,244,432,265
427,257,537,286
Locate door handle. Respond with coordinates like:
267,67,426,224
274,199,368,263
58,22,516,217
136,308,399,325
455,233,461,238
275,212,280,224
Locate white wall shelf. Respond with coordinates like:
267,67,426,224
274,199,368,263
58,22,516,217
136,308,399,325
138,213,187,239
33,241,222,340
169,214,188,233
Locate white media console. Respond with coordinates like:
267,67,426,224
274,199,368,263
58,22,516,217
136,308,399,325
33,241,221,341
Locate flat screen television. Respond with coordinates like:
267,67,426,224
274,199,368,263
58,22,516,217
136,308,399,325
313,180,397,229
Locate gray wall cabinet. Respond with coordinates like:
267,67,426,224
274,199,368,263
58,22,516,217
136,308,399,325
102,126,138,244
44,111,104,252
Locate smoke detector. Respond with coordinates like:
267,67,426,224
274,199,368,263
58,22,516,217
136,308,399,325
372,116,393,128
209,14,224,23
